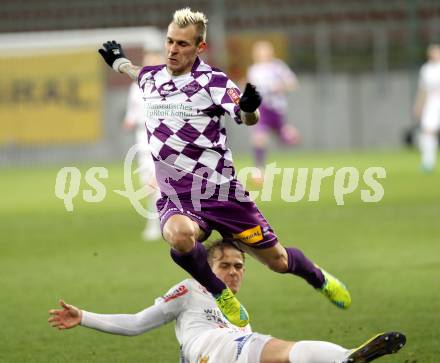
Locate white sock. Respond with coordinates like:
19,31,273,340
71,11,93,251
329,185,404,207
419,132,438,170
147,188,161,213
289,340,349,363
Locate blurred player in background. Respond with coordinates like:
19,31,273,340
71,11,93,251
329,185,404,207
414,44,440,172
49,240,406,363
123,43,164,241
98,7,351,329
247,40,300,183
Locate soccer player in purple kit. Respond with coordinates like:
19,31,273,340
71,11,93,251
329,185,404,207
247,40,300,183
98,8,351,328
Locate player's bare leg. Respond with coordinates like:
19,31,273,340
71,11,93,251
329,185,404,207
251,130,269,185
259,332,405,363
238,242,351,309
280,124,300,145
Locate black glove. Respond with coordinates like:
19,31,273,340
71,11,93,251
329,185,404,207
239,83,262,113
98,40,131,72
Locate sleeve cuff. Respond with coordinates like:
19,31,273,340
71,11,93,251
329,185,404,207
80,310,90,326
112,58,132,73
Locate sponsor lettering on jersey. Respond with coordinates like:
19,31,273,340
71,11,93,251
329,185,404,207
163,284,189,302
232,225,263,244
234,334,253,360
204,308,229,327
227,88,241,105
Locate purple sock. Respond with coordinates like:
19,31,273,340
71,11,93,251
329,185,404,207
254,147,266,168
285,247,325,288
170,243,226,295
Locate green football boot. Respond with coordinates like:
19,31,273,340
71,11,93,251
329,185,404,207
215,287,249,327
318,268,352,309
343,332,406,362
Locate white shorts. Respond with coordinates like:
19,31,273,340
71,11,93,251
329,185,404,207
185,329,272,363
137,150,156,185
133,133,156,185
421,98,440,132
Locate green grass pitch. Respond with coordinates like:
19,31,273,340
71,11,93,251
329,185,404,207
0,149,439,362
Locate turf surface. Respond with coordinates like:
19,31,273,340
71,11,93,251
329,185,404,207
1,149,438,362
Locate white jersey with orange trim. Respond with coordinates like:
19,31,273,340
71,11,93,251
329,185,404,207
81,279,270,363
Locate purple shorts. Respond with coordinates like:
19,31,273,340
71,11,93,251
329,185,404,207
256,104,293,144
157,180,278,249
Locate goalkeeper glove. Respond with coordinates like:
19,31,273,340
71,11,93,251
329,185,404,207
239,83,262,113
98,40,131,72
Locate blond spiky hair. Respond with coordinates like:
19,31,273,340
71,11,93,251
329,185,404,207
172,7,208,44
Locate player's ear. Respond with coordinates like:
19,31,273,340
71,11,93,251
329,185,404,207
197,41,207,55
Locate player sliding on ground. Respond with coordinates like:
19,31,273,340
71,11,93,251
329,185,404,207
98,7,351,328
49,241,405,363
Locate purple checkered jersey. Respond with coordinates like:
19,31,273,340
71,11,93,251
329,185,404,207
137,57,242,197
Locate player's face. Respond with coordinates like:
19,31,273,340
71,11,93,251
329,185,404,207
166,22,206,76
211,247,244,294
428,46,440,62
253,41,274,63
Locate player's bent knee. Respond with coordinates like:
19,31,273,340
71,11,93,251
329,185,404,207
170,234,196,252
163,217,197,253
253,336,292,363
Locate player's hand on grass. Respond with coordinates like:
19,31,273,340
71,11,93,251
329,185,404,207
239,83,262,113
48,300,82,330
98,40,131,72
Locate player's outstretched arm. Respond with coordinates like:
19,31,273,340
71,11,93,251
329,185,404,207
98,40,141,81
49,298,173,336
48,299,82,330
239,83,261,126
